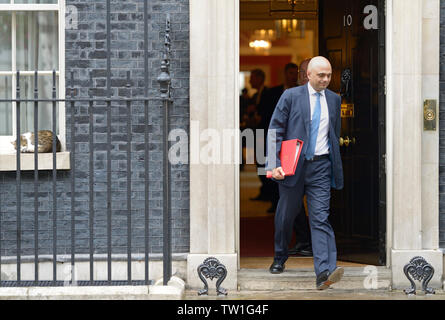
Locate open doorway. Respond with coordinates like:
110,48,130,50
239,0,386,268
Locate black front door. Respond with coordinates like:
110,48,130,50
319,0,385,265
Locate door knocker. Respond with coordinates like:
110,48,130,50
340,68,352,99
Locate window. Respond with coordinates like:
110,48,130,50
0,0,65,154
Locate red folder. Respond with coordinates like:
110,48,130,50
266,139,304,179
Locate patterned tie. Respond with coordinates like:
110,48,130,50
306,92,321,160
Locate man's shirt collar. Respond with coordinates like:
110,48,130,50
307,82,325,97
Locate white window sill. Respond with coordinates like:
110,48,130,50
0,152,71,171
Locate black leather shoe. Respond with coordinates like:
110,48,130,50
269,261,285,274
316,267,344,290
288,242,313,256
298,247,313,256
288,245,298,255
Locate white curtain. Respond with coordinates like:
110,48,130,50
0,77,11,136
16,11,59,133
0,13,11,135
0,10,58,136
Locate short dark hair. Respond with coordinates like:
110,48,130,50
284,63,298,72
250,69,265,81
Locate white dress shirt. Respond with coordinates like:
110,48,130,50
307,82,330,156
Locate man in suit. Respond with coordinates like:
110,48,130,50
263,63,299,212
265,62,313,257
267,63,299,108
266,56,344,290
248,69,272,201
288,58,313,257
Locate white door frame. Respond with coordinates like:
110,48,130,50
187,0,443,291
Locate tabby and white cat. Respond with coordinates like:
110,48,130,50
11,130,61,153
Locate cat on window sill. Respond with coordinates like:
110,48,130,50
11,130,61,153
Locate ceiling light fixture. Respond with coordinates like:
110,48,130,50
248,29,275,50
249,40,271,49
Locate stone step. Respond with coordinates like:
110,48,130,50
238,267,391,291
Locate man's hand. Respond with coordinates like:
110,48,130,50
272,167,285,180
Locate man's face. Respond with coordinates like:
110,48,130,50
298,62,309,85
285,67,298,88
307,63,332,91
249,73,263,90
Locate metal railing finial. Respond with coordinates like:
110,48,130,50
157,14,172,100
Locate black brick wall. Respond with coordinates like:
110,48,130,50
440,0,445,248
0,0,190,257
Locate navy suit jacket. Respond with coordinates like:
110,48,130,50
265,83,344,190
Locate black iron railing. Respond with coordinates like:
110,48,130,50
0,3,173,287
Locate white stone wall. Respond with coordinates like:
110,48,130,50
188,0,239,290
388,0,443,289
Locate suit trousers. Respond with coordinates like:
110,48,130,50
274,158,337,276
293,203,311,245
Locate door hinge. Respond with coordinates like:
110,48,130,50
383,153,387,175
384,75,387,96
